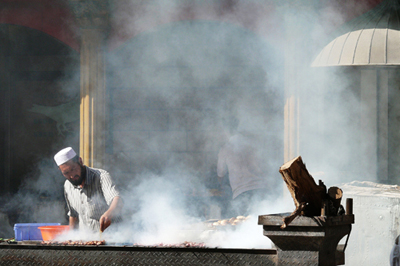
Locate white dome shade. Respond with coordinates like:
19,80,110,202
312,0,400,66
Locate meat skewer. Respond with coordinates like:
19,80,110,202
41,240,106,246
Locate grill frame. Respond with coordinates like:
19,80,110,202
0,243,278,265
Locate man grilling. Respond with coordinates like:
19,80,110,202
54,147,123,232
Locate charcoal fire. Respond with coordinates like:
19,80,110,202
132,242,207,248
207,215,252,229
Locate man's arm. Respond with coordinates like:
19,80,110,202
69,216,78,229
65,186,79,230
99,196,123,232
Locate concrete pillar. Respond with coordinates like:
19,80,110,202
377,69,389,182
284,95,299,162
281,1,319,162
79,29,107,167
360,69,378,181
68,0,111,168
283,11,301,163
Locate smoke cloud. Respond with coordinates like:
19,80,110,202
2,2,392,262
99,0,288,247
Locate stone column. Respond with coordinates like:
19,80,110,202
282,8,299,163
360,69,378,181
377,69,389,183
68,0,111,168
280,1,319,162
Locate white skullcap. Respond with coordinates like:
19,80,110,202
54,147,76,166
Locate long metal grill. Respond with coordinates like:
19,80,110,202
0,244,278,266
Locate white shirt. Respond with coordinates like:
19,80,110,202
64,166,121,231
217,132,268,199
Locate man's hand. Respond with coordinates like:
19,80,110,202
99,196,123,232
99,212,112,232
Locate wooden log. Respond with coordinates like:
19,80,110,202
328,186,343,210
279,156,326,217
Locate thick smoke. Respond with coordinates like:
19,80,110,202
102,0,288,247
2,1,391,259
54,172,294,248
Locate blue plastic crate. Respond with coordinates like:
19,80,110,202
14,223,61,241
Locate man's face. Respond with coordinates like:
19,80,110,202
59,159,84,186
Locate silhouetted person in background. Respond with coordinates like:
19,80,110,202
217,118,269,216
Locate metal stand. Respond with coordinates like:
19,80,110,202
258,213,354,266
